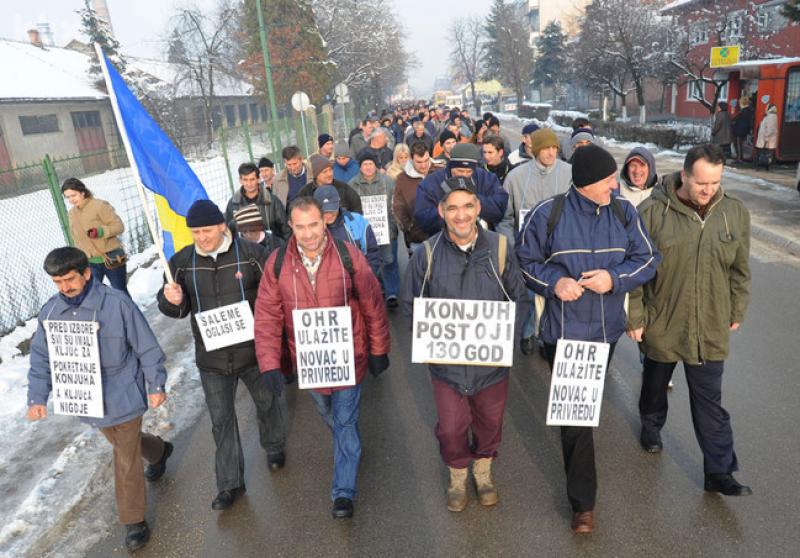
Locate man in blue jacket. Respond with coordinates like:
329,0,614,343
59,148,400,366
26,247,170,552
516,144,660,534
414,143,508,238
333,141,360,184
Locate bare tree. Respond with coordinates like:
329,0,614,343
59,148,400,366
449,17,484,109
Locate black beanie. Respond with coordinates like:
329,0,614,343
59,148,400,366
186,199,224,227
439,129,457,146
358,150,379,167
571,144,618,188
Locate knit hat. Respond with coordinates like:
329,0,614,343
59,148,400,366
521,122,540,136
529,128,559,156
309,154,332,179
313,185,340,212
447,143,480,170
333,141,351,158
318,133,334,149
186,199,224,228
257,157,274,169
233,205,264,231
571,128,595,149
358,150,379,167
572,144,618,188
439,129,457,146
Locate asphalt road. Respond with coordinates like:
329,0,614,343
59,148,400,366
86,227,800,557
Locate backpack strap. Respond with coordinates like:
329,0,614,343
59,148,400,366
272,244,288,279
546,193,567,237
610,196,630,228
332,237,358,300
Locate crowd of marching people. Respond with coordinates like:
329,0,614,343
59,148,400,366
26,101,754,550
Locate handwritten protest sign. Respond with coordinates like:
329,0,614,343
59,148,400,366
292,306,356,389
545,339,610,427
361,194,390,245
412,298,515,367
195,301,254,352
44,320,104,418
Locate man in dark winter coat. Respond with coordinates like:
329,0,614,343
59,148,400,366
225,162,291,241
403,177,528,513
405,118,435,154
393,141,432,253
482,134,515,185
157,200,288,511
27,247,170,552
356,130,394,170
296,154,363,214
516,144,660,534
414,143,508,238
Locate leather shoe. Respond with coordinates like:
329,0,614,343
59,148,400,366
267,451,286,471
704,474,752,496
124,520,150,552
640,429,662,453
520,336,536,355
571,511,594,534
212,486,246,510
144,441,173,481
331,497,354,519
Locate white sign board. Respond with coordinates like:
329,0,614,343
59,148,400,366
361,194,390,245
412,298,516,367
44,320,104,418
291,91,311,112
195,301,254,352
545,339,610,427
292,306,356,389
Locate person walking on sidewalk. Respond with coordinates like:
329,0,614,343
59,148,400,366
516,145,660,534
254,196,390,519
402,177,528,512
755,104,778,171
628,144,753,497
711,102,733,160
62,178,129,296
157,200,288,511
27,247,172,552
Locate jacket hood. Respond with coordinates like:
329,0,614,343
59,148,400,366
404,159,426,179
621,146,658,190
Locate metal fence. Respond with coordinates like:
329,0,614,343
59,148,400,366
0,108,339,335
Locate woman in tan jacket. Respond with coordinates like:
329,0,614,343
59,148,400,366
61,177,129,295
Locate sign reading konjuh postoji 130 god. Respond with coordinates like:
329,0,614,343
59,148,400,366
44,319,104,418
546,339,610,427
292,306,356,389
412,298,516,367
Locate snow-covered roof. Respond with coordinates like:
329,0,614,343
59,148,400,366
661,0,699,14
126,57,252,98
0,38,106,101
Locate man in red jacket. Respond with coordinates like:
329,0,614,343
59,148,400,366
254,196,391,519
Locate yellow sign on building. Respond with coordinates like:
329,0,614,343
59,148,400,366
710,46,741,68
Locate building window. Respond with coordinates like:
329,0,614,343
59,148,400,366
71,111,102,129
212,106,223,130
756,6,770,32
689,24,709,46
686,80,704,102
249,103,258,123
785,69,800,123
224,105,236,127
528,8,539,32
19,114,59,135
722,11,744,42
238,104,248,125
259,104,267,122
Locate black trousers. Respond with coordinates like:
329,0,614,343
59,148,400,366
639,358,738,474
545,342,616,513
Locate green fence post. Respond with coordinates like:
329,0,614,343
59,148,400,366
43,155,73,246
218,126,236,195
243,123,254,161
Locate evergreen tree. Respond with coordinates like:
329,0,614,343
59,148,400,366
532,21,566,90
77,0,125,90
783,0,800,22
481,0,506,82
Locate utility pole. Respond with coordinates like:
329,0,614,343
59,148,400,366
256,0,283,164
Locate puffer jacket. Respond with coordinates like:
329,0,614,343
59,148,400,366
515,187,660,345
402,227,529,395
627,174,751,363
414,167,509,237
254,235,390,395
225,185,291,240
157,234,268,374
68,197,125,260
348,172,397,239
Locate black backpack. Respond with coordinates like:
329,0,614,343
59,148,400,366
272,237,358,298
546,193,629,237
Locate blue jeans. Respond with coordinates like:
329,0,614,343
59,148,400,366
90,262,129,296
199,366,288,492
379,238,400,298
309,384,362,501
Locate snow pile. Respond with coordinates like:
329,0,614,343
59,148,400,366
550,109,589,120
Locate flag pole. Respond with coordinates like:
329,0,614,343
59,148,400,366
94,42,174,283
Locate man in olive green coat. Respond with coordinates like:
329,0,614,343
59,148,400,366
627,144,752,497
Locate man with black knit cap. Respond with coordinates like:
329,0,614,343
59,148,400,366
508,122,539,165
158,199,289,511
414,142,508,238
516,144,660,534
296,154,363,214
318,133,334,159
433,129,458,161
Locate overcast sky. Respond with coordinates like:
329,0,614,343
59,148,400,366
3,0,490,97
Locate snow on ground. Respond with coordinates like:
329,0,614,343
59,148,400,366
549,109,589,120
0,251,206,558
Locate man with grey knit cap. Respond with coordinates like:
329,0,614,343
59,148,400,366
333,141,360,184
296,154,363,214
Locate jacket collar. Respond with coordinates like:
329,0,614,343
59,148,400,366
48,277,106,317
404,160,425,179
654,172,725,218
194,230,233,257
234,185,271,206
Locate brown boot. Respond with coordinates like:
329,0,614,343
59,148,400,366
447,467,468,512
472,457,498,507
571,511,594,534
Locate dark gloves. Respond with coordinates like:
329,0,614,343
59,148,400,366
368,354,390,377
260,369,285,396
87,227,103,239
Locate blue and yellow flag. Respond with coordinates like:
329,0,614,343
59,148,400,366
101,53,208,258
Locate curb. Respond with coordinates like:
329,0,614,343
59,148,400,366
750,221,800,258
